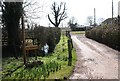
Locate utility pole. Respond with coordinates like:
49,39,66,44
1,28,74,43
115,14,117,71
112,0,114,20
118,1,120,25
94,8,96,27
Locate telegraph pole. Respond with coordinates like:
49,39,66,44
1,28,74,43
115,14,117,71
112,0,114,20
118,1,120,25
94,8,96,27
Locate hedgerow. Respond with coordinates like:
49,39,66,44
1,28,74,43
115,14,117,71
27,26,61,53
85,24,119,51
2,26,61,57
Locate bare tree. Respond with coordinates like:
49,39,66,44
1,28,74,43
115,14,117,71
87,16,93,26
23,0,44,26
48,2,67,27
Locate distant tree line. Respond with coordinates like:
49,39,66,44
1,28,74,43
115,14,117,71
68,17,78,31
68,17,87,31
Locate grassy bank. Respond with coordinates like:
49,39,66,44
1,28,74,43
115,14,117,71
2,34,77,80
46,34,77,79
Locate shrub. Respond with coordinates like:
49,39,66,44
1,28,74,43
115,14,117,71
29,26,61,53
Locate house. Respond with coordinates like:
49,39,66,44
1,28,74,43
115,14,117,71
101,17,117,26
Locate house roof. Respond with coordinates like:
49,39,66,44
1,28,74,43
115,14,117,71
102,17,117,24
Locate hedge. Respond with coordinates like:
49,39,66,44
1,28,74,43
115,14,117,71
27,26,61,53
85,24,119,51
2,26,61,57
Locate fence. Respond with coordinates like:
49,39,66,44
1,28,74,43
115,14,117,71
66,31,73,66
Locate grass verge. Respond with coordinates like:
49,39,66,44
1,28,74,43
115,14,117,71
41,34,77,79
2,34,77,80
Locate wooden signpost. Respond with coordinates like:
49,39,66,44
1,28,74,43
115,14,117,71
21,14,26,64
21,15,38,64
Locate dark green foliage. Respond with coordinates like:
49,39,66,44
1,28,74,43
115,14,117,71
47,27,61,52
85,24,119,51
25,61,43,69
2,2,23,58
27,26,61,53
3,58,61,79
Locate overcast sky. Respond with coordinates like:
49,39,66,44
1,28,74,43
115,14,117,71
26,0,120,27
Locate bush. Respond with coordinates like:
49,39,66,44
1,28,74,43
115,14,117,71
2,26,61,57
85,24,119,51
29,26,61,53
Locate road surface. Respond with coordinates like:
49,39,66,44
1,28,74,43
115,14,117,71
69,34,119,79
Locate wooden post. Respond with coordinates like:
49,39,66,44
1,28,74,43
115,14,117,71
66,31,68,37
68,40,72,59
68,39,72,66
26,50,28,63
35,50,37,60
118,15,120,26
62,31,64,42
21,15,26,64
70,38,73,48
62,31,65,52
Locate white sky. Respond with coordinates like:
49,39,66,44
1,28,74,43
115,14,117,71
28,0,120,27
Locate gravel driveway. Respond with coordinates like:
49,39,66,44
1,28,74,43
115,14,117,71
69,34,119,79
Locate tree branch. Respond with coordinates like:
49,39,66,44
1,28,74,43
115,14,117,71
48,14,55,26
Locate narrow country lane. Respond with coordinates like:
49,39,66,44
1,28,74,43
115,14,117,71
69,34,119,79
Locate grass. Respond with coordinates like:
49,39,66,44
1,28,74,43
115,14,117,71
42,34,77,79
2,34,77,80
71,31,85,34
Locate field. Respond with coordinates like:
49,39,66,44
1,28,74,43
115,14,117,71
2,34,77,80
